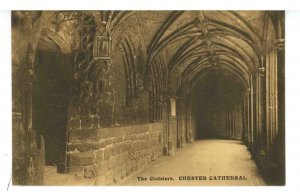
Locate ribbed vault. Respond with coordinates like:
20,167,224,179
130,11,276,93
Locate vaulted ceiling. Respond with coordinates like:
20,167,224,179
13,11,278,94
113,11,277,91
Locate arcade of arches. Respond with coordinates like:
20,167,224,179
12,11,285,185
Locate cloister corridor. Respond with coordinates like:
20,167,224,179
12,11,285,186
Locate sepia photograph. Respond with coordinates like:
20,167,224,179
11,10,285,186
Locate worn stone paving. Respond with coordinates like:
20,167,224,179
119,139,266,186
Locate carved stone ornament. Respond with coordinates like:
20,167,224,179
72,14,112,106
93,35,111,59
258,67,266,76
274,39,285,50
93,20,111,60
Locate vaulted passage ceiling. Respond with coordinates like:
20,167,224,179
11,10,282,125
13,10,279,95
113,11,276,91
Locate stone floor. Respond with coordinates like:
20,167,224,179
119,139,266,186
44,166,95,186
44,139,266,186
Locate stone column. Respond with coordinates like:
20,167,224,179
274,38,285,146
232,109,235,137
246,88,252,149
168,97,177,155
227,111,230,137
188,102,192,143
226,111,230,136
274,38,285,184
243,89,251,147
252,73,259,159
185,100,192,144
162,100,169,155
229,111,233,137
176,98,182,149
249,74,256,153
181,95,187,146
257,66,267,161
24,67,36,184
241,106,245,141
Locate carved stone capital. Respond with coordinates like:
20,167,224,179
258,67,266,77
244,88,251,96
274,38,285,50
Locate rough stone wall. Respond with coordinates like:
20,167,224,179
66,122,163,185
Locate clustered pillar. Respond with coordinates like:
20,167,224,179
241,38,285,185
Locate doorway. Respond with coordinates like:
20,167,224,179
32,39,72,171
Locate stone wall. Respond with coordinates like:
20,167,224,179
12,12,46,185
12,113,25,184
66,122,163,185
